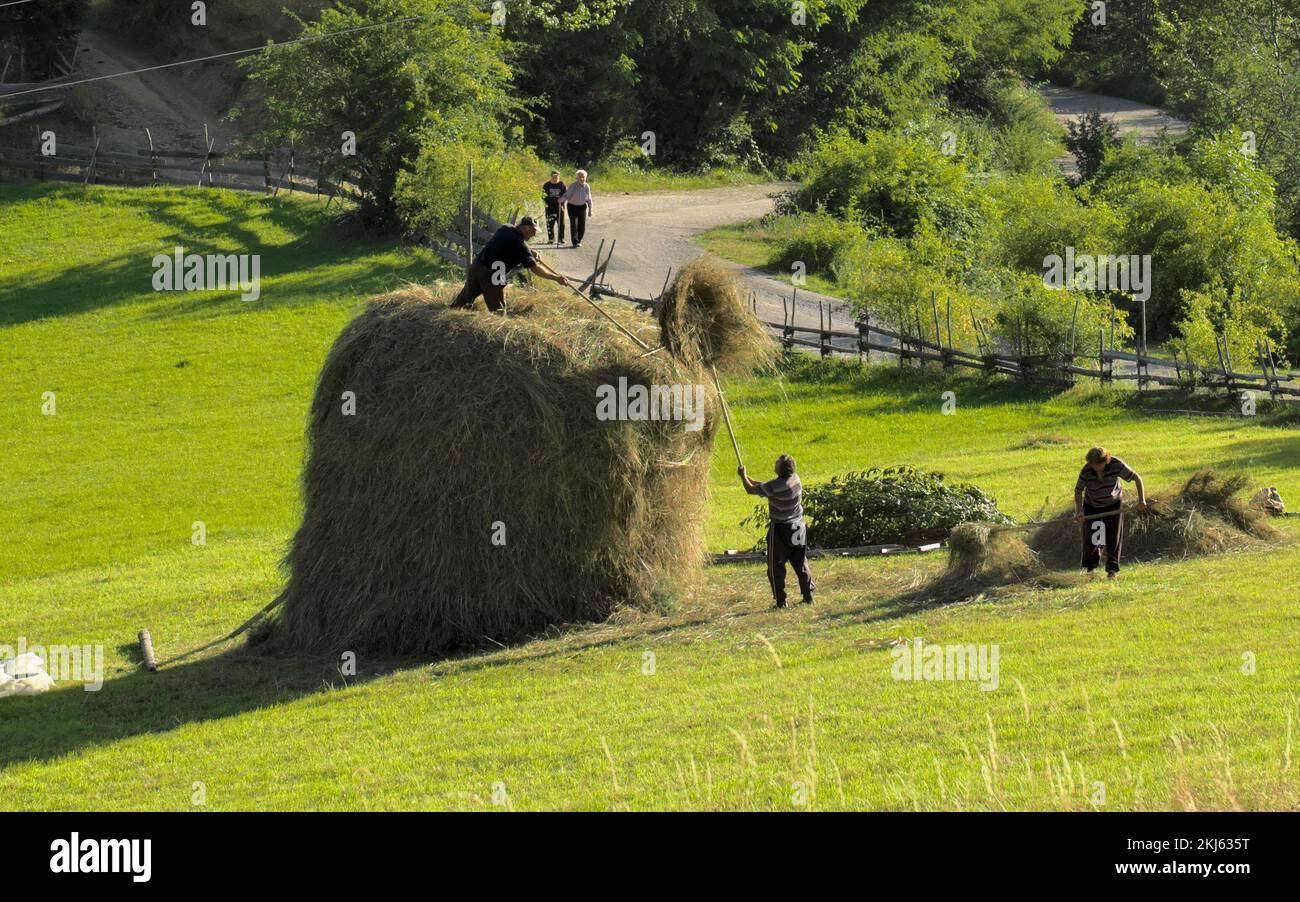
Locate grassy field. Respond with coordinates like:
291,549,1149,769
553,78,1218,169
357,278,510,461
696,219,843,298
2,183,1298,810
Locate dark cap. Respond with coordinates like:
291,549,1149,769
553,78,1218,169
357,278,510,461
517,216,537,229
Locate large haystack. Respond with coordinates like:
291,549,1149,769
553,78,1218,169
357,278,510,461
266,257,772,656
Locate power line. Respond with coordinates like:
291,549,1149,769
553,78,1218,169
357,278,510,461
0,0,41,8
0,13,433,100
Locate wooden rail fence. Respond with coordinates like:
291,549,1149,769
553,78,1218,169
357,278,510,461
0,127,352,196
740,289,1299,402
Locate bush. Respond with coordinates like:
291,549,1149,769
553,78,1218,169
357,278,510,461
1065,110,1120,181
796,131,982,239
766,213,861,276
986,79,1065,176
992,273,1126,360
741,467,1013,549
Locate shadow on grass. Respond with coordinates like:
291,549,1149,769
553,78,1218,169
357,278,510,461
0,184,450,326
0,643,371,770
0,612,717,770
743,352,1062,413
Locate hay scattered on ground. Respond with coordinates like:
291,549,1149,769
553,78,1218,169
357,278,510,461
1029,470,1280,569
912,470,1282,607
263,256,771,656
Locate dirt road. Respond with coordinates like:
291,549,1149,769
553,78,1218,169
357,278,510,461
1038,84,1189,175
71,30,230,152
547,182,855,339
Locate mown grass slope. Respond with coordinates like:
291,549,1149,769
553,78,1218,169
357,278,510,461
2,183,1297,810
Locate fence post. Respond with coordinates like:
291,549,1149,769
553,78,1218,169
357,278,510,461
466,160,473,280
1099,329,1108,386
144,127,158,185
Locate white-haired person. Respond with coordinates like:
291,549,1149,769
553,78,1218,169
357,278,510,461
557,169,594,248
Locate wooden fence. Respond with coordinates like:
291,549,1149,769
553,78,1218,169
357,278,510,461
0,128,351,196
747,290,1299,401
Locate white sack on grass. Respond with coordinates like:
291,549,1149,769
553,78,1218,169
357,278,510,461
0,653,55,698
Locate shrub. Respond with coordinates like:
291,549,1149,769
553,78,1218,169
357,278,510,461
741,467,1013,549
766,213,861,276
1065,110,1120,181
796,131,981,239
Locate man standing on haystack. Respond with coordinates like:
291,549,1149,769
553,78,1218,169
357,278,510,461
451,216,570,313
740,454,815,608
1074,446,1147,580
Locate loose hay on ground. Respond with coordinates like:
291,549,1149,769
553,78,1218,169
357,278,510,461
915,470,1283,606
263,257,773,656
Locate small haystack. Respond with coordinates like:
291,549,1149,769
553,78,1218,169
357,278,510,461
918,471,1281,605
266,257,772,656
1029,471,1280,568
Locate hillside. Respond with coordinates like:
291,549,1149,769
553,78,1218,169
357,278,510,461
2,184,1297,810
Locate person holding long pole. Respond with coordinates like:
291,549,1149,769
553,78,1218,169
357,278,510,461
739,455,815,609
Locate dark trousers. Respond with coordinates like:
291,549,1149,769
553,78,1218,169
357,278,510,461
1081,501,1124,573
545,204,564,242
767,520,814,606
567,202,588,246
450,260,505,313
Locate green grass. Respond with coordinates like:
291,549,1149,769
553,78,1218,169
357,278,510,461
2,182,1298,810
580,165,770,194
696,219,843,297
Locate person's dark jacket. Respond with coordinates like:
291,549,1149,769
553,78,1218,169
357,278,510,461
475,225,537,272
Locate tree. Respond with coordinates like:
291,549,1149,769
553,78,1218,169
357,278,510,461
228,0,515,227
0,0,88,82
1065,110,1120,181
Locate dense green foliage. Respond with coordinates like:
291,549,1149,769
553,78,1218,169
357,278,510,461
756,115,1299,366
742,466,1013,549
0,0,87,83
228,0,519,227
1052,0,1300,240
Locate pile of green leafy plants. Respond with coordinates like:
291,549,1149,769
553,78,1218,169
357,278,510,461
741,466,1013,550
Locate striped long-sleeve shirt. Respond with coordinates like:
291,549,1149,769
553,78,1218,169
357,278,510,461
756,475,804,523
1076,458,1137,507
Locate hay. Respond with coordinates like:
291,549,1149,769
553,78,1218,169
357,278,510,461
911,523,1056,606
1029,470,1280,569
915,470,1281,606
264,256,771,656
658,256,774,372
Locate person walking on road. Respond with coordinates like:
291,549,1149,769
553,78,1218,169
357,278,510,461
542,171,567,245
558,169,594,248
